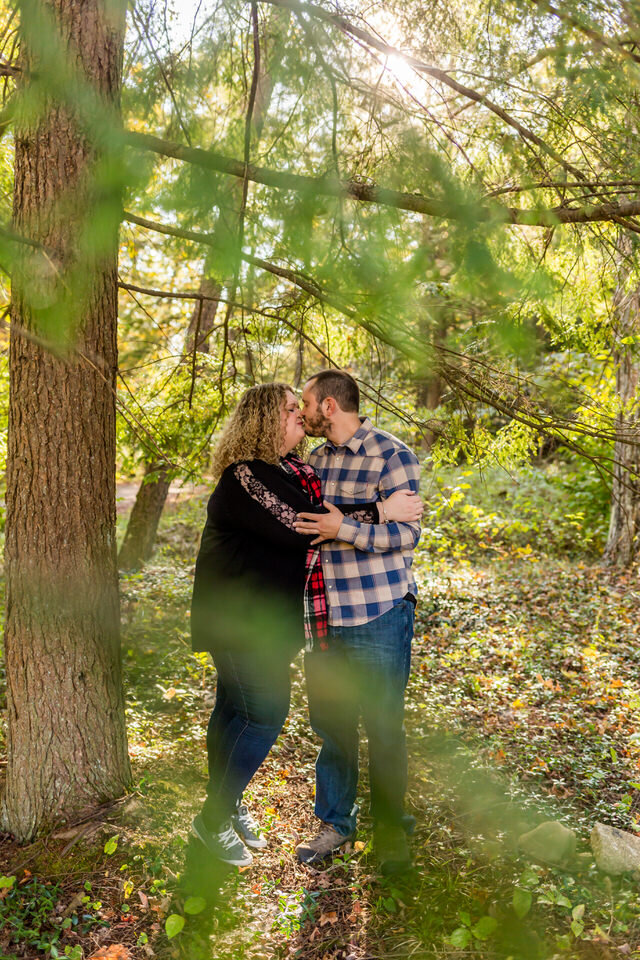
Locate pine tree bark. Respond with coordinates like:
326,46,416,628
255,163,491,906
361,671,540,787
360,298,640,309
120,8,290,570
604,239,640,566
2,0,131,840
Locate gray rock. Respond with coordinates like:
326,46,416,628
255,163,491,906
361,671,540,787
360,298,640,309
590,822,640,875
518,820,577,866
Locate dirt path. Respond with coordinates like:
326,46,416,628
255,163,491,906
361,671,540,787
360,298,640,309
116,480,210,514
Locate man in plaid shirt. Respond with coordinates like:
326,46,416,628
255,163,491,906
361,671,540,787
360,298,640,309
293,369,421,874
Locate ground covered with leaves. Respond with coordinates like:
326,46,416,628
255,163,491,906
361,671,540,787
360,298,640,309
1,492,640,960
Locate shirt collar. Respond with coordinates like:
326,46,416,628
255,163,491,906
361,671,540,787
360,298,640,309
325,417,372,454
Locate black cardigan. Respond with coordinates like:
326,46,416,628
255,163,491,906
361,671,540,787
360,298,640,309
190,458,376,653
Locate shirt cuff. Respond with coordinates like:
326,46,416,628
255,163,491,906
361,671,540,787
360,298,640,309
337,516,360,544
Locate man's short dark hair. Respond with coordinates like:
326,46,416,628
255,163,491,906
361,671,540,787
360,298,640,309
307,369,360,412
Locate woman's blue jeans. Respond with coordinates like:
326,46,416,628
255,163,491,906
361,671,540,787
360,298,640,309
304,598,414,837
202,635,298,829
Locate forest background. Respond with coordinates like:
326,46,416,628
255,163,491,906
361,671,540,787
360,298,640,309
0,0,640,958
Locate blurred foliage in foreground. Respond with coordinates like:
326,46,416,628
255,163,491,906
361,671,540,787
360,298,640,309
2,498,639,959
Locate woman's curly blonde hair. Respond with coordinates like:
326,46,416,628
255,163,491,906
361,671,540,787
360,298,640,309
211,382,305,480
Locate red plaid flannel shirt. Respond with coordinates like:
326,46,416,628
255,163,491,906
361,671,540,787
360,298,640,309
280,455,330,650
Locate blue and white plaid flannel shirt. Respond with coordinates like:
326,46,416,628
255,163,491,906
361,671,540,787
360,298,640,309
308,417,421,627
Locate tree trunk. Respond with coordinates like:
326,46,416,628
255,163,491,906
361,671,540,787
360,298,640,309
604,353,640,565
2,0,131,840
118,461,171,570
183,261,224,357
604,241,640,566
293,314,305,388
121,8,291,568
416,310,447,449
183,6,290,358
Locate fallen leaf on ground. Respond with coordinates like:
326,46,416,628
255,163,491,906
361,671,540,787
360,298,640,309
319,911,338,926
88,946,132,960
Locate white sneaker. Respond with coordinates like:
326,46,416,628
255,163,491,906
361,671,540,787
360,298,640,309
232,803,268,850
191,814,253,866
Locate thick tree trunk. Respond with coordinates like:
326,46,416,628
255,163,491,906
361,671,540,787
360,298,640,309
2,0,131,840
604,354,640,565
604,249,640,566
121,8,290,567
118,461,171,570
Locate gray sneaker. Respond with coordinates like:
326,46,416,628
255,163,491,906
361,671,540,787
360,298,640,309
232,803,267,850
191,814,253,867
295,824,353,865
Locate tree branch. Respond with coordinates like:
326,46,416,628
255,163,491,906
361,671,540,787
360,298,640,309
529,0,640,66
123,130,640,227
122,212,640,462
255,0,587,182
122,211,358,317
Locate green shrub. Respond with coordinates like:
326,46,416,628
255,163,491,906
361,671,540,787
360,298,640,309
421,458,610,559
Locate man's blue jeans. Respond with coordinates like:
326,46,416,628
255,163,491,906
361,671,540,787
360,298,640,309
304,598,414,837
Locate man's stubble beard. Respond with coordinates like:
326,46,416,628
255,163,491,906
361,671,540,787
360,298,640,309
303,411,331,437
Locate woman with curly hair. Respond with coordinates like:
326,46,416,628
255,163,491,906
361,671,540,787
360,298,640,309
190,382,420,866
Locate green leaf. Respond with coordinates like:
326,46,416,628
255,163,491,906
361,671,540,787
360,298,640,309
459,910,471,927
447,927,472,948
519,868,540,888
556,894,572,909
184,895,207,915
165,913,185,938
572,903,585,921
0,876,16,889
512,888,532,919
471,915,498,940
571,919,584,938
383,897,397,912
103,835,119,855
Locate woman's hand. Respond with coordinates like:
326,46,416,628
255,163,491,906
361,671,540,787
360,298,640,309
294,501,344,545
378,489,424,523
